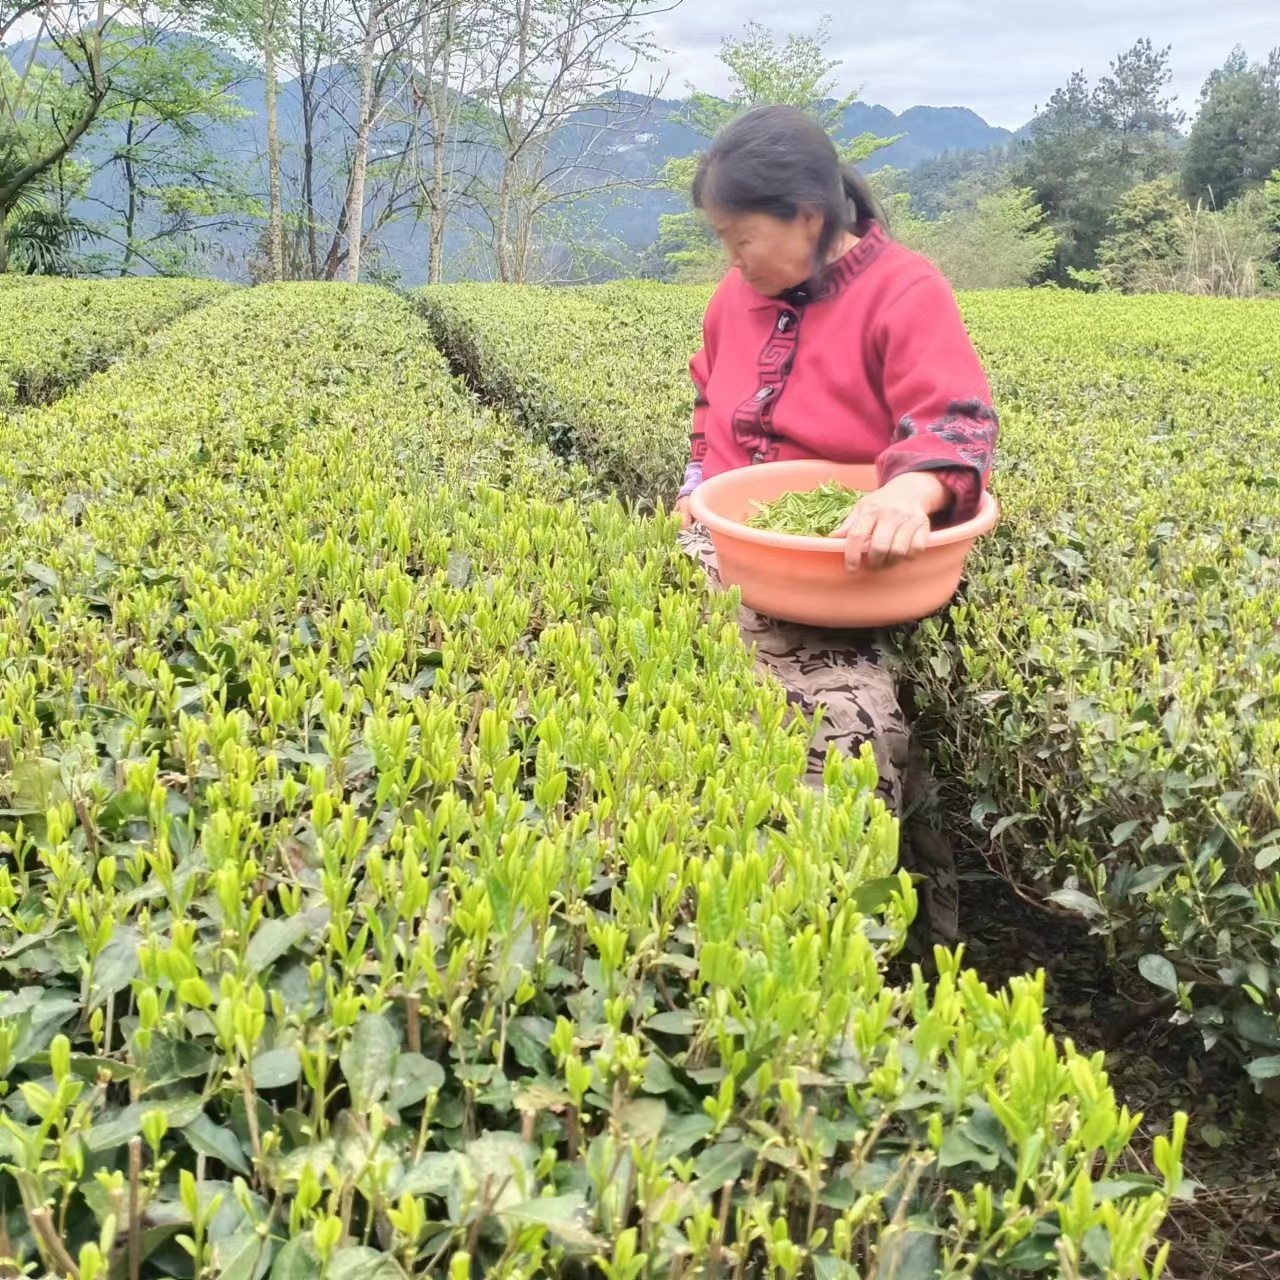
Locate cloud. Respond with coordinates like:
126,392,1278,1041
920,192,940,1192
638,0,1279,128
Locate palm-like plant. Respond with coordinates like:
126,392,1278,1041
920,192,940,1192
4,194,89,274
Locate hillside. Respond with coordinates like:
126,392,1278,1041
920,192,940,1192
7,35,1015,281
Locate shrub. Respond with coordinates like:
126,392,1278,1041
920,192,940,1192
416,281,1280,1075
0,284,1184,1275
0,277,227,408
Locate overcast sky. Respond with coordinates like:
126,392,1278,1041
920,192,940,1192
634,0,1279,128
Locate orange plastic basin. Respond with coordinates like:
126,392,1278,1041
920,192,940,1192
687,460,999,628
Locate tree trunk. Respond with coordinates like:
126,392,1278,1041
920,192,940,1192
342,0,381,282
263,0,284,283
298,0,319,279
420,0,455,285
497,0,532,283
121,105,139,276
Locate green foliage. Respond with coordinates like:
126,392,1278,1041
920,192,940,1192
3,199,91,275
79,15,260,276
1096,179,1188,292
1097,180,1280,297
901,185,1058,290
420,279,703,495
0,277,227,407
1182,46,1280,210
1018,40,1183,277
745,482,858,535
420,280,1280,1076
0,281,1184,1275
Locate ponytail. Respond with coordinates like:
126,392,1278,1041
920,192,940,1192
841,164,887,233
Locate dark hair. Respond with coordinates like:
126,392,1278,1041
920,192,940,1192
691,105,884,267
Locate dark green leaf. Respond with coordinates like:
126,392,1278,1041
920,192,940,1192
1138,954,1179,994
812,1257,861,1280
328,1248,409,1280
245,910,328,976
394,1152,459,1198
1235,1006,1280,1051
271,1238,322,1280
388,1052,445,1110
23,561,58,588
7,759,67,814
1046,887,1105,921
252,1048,301,1090
645,1010,698,1036
938,1127,1001,1171
1246,1054,1280,1080
85,1093,203,1152
88,928,140,1007
499,1194,602,1249
850,876,903,915
185,1112,251,1177
876,1229,940,1280
693,1141,747,1187
616,1097,666,1144
340,1013,398,1110
137,1035,215,1089
464,1132,534,1211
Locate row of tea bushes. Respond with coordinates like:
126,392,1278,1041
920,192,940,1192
416,282,1280,1074
0,276,228,408
0,283,1183,1276
420,281,700,497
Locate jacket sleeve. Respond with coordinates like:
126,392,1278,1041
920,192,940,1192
874,271,998,525
680,286,722,497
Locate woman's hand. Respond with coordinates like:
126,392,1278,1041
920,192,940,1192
674,495,693,530
830,472,950,571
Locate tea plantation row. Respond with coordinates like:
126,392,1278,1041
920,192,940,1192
420,284,1280,1074
0,277,229,410
0,282,1184,1276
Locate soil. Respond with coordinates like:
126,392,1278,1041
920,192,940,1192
947,841,1280,1280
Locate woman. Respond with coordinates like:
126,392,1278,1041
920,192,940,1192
675,105,998,945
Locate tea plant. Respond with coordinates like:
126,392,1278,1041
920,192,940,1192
0,283,1183,1275
417,282,1280,1074
0,277,228,409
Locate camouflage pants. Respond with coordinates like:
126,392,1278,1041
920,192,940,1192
680,524,958,944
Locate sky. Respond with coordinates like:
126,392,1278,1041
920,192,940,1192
635,0,1280,129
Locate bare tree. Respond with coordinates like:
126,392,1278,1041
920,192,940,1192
409,0,484,282
262,0,283,278
466,0,669,283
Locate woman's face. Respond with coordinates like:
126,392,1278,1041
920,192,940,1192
705,205,824,297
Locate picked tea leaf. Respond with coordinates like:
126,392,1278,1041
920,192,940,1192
744,481,859,536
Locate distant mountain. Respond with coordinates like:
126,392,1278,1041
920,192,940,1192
5,35,1019,281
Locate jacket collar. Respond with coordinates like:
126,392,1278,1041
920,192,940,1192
746,220,890,310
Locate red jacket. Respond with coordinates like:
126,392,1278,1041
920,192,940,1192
684,222,997,524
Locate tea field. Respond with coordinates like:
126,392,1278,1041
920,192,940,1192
0,275,1270,1277
422,284,1280,1081
0,277,228,409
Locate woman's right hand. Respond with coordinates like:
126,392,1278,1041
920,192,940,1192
674,495,693,530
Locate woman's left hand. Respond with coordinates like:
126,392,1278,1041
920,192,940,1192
830,472,950,571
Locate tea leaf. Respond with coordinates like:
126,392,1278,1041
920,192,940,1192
499,1194,602,1249
185,1112,251,1177
1138,954,1180,994
387,1052,445,1110
340,1014,398,1111
251,1048,302,1090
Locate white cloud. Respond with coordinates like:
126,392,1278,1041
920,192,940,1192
636,0,1279,128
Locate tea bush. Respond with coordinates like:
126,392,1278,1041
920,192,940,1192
0,277,228,408
421,281,701,497
417,283,1280,1073
0,284,1184,1276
